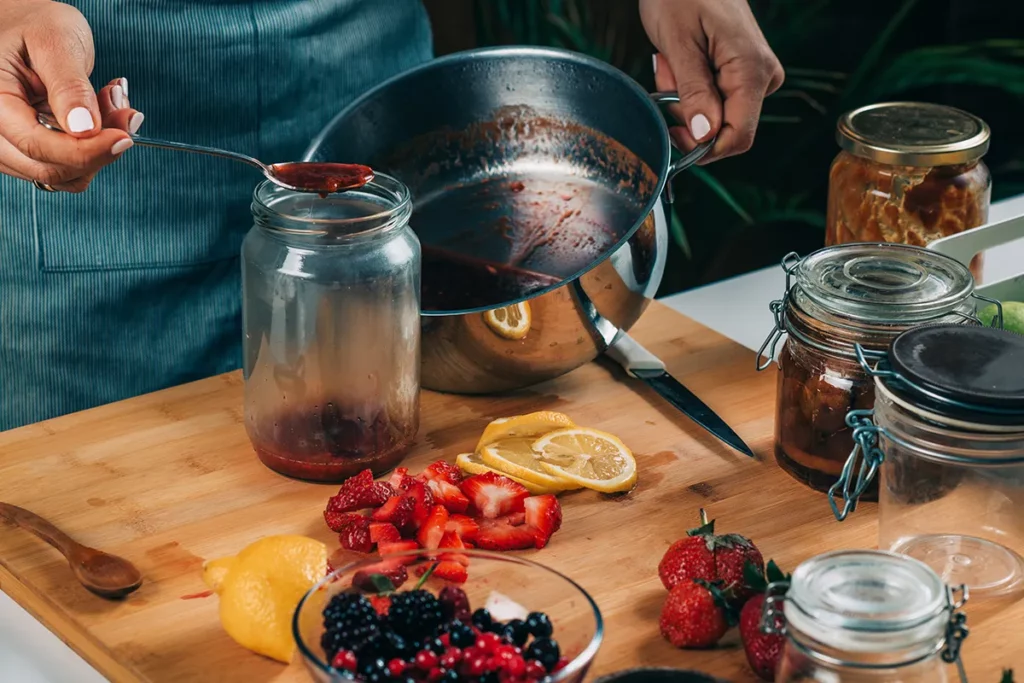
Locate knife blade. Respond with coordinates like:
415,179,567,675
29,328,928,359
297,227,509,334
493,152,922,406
606,333,754,457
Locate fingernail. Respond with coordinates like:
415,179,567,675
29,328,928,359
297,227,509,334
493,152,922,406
111,85,124,109
690,113,712,141
66,107,94,133
111,138,134,155
119,77,128,97
652,53,658,75
129,112,145,135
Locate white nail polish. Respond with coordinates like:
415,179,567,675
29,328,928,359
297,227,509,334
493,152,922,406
652,53,658,75
129,112,145,135
690,114,712,141
119,77,128,97
66,107,95,133
111,138,134,155
111,85,124,109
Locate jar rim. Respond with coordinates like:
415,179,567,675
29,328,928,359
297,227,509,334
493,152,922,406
251,171,412,236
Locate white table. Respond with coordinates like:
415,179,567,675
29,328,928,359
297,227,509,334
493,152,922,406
4,195,1023,682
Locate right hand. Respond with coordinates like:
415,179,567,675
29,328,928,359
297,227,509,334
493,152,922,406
0,0,143,192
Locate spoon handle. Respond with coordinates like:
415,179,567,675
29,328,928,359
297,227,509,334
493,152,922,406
0,502,82,557
34,112,269,174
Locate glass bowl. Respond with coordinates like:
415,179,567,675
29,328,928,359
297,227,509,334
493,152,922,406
294,549,603,682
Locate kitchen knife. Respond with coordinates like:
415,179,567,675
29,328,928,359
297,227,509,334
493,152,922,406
606,333,754,457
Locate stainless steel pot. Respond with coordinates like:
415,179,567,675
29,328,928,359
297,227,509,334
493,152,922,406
304,47,710,394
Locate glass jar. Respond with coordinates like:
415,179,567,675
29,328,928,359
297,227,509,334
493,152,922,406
831,324,1024,599
242,175,420,482
758,244,979,497
763,550,969,682
826,102,991,280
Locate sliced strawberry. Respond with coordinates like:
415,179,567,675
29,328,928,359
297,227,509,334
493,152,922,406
422,460,464,486
325,510,368,534
433,560,468,584
387,467,413,490
404,480,434,530
377,540,421,565
337,516,373,553
473,515,537,551
371,495,415,529
352,563,409,592
427,479,471,514
446,514,480,542
524,494,563,549
417,505,450,550
460,472,530,519
325,469,395,514
369,522,402,545
438,530,470,566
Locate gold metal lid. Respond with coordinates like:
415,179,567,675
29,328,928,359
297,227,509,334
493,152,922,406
837,102,990,167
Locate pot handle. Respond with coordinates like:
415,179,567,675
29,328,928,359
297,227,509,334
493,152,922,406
650,91,716,203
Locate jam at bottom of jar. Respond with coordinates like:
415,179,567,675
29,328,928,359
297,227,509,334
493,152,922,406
774,443,879,502
248,407,415,483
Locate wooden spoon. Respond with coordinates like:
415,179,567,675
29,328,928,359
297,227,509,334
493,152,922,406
0,502,142,599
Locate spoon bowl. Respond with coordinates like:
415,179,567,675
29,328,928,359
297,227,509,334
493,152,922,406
0,502,143,600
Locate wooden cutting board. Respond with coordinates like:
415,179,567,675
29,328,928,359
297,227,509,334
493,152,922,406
0,303,1020,682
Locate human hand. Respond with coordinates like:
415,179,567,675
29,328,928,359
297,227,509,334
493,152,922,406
0,0,143,192
640,0,784,163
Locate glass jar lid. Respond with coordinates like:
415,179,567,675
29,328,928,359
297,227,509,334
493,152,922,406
785,550,948,653
795,243,975,325
886,324,1024,424
837,102,990,167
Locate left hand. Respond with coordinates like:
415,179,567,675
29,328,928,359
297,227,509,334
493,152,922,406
640,0,784,163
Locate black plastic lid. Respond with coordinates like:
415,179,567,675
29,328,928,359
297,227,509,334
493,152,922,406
887,324,1024,423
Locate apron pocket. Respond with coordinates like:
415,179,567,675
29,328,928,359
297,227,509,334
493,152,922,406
34,149,252,272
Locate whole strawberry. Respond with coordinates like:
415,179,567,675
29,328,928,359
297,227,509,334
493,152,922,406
659,579,731,649
739,560,788,681
659,509,764,607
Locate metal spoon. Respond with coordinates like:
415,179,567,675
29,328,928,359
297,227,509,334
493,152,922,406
35,112,373,194
0,502,142,599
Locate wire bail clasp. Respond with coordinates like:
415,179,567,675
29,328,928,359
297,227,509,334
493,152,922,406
828,408,885,522
761,580,790,636
757,252,802,371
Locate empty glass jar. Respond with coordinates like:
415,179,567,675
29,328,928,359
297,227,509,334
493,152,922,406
242,175,420,482
764,550,969,682
757,244,979,497
832,324,1024,599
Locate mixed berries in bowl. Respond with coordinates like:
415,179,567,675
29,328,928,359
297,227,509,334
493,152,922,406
293,549,602,683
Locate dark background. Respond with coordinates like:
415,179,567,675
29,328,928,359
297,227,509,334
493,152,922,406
422,0,1024,296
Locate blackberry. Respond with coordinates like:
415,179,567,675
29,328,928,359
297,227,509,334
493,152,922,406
321,594,381,660
426,637,446,655
386,632,413,660
471,608,493,631
525,612,553,638
449,620,476,648
442,670,460,683
359,657,388,676
387,590,444,641
526,637,560,671
479,673,500,683
501,619,530,647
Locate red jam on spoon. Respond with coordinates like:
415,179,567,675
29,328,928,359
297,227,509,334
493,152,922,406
269,162,375,196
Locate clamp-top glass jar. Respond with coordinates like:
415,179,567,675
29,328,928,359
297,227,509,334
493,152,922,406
242,175,420,482
763,550,969,682
758,243,983,497
832,324,1024,599
826,102,991,280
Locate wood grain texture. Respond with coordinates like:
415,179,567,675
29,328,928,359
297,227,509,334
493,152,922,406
1,303,1020,682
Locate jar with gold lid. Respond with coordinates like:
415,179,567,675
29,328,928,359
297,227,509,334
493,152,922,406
826,102,991,279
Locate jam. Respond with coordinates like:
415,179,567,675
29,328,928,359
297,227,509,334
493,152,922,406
248,403,416,482
421,245,561,312
269,162,374,195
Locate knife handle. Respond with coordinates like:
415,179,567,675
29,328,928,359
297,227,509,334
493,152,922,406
606,333,667,377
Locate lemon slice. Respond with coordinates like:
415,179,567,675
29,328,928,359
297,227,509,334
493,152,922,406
480,438,579,491
475,411,576,451
532,427,638,493
455,452,563,495
484,302,532,340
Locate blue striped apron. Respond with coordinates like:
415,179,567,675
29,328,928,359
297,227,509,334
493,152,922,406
0,0,432,430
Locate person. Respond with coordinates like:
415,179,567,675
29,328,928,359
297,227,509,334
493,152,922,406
0,0,783,431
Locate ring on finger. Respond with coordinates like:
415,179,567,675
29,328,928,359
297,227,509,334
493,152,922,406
32,179,57,193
